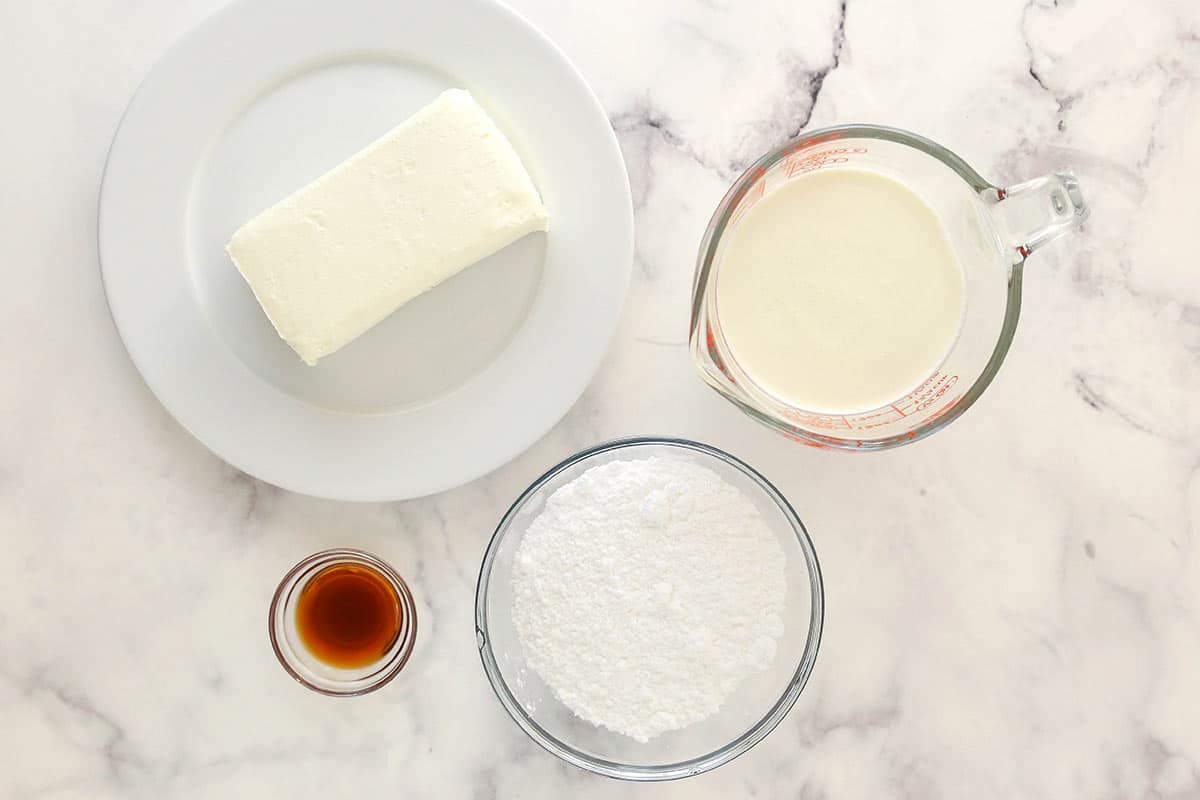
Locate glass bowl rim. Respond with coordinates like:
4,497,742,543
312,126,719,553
473,436,825,781
268,547,418,697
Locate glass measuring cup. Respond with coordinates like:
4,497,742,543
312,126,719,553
690,124,1088,450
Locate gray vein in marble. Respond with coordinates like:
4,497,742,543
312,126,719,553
1143,735,1200,798
629,248,655,281
1100,576,1156,638
634,336,687,347
396,514,448,623
1026,63,1080,125
1004,612,1066,663
24,776,109,800
1072,372,1184,443
609,2,850,187
1021,0,1080,124
221,464,278,528
1074,373,1104,411
422,499,474,592
14,669,148,790
798,685,902,748
610,105,735,179
668,19,739,60
787,0,848,139
198,662,226,692
167,743,388,778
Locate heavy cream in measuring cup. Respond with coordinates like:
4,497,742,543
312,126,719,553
715,168,965,413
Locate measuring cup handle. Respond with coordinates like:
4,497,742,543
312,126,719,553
985,170,1089,261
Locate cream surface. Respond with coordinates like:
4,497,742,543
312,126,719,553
716,169,964,413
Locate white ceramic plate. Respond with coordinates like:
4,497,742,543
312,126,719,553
99,0,632,501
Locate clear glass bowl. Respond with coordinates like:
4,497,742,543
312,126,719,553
474,437,824,780
269,548,417,696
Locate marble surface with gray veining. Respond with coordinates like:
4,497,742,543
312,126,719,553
3,0,1200,797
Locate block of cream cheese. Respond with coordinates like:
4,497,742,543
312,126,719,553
226,88,549,365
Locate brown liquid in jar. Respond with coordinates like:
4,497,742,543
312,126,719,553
295,563,402,669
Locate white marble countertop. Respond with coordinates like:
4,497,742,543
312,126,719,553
4,0,1200,797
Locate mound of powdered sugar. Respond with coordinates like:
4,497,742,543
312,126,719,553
511,455,787,742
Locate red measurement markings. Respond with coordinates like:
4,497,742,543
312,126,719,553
704,326,735,382
893,372,960,416
782,430,831,449
926,393,963,423
781,409,846,431
842,406,903,431
783,130,846,158
729,178,766,226
784,146,869,179
777,372,962,438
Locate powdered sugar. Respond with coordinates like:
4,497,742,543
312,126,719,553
511,456,787,742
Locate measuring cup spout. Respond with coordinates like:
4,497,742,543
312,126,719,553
986,170,1089,261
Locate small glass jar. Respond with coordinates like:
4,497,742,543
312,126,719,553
269,548,417,696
